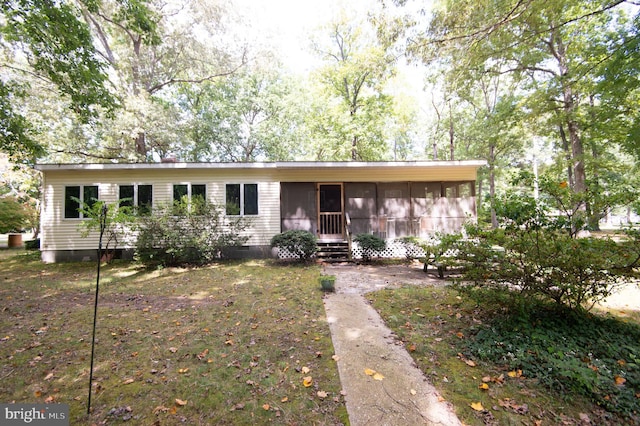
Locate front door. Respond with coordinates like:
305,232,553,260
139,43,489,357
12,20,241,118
317,183,343,240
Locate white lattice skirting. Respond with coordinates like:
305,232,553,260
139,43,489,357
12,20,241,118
276,240,427,260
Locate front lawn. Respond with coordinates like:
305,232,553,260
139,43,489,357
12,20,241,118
0,251,347,424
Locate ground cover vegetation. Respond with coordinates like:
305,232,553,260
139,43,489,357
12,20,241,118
368,284,640,425
0,251,347,425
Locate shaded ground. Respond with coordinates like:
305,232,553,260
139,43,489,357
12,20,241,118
322,262,640,426
322,262,462,425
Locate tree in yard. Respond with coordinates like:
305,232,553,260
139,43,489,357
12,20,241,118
177,68,312,162
393,0,640,228
0,0,157,162
60,0,246,162
310,15,401,161
0,197,29,233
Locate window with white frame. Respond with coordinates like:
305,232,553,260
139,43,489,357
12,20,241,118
225,183,258,215
173,183,207,214
119,184,153,215
64,185,98,219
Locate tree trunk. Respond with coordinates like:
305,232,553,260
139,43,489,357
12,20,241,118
489,144,497,228
448,101,454,161
558,124,574,188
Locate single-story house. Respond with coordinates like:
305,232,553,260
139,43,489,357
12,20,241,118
35,160,486,262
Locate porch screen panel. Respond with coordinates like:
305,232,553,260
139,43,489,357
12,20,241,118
377,182,410,238
280,183,316,233
344,182,376,235
411,182,442,237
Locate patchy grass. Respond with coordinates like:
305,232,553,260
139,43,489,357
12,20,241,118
0,251,347,425
368,284,640,425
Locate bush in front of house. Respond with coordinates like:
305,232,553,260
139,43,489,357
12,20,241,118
354,233,386,262
270,230,317,262
444,190,640,312
135,198,252,267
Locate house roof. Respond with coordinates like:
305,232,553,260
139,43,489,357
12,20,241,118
36,160,486,171
35,160,487,182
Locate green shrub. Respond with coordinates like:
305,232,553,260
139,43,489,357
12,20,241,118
0,197,29,233
354,234,386,262
447,193,640,311
135,198,252,267
24,239,40,250
270,230,317,262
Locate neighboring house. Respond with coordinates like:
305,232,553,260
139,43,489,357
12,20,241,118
36,161,486,262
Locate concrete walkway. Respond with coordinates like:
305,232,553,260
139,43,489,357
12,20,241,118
323,264,462,426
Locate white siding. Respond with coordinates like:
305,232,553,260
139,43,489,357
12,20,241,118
40,169,281,251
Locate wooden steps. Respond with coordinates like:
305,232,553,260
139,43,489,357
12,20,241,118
316,241,351,261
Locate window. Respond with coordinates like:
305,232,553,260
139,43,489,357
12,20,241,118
173,183,207,214
226,183,258,215
119,184,153,215
64,185,98,219
173,183,206,203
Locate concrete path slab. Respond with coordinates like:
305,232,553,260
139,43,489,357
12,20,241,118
323,264,462,426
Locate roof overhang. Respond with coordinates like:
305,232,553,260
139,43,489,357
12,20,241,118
35,161,487,182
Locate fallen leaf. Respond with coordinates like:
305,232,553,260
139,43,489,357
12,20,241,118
332,355,340,361
317,391,328,399
262,404,270,411
303,376,313,387
281,397,288,403
507,371,517,378
465,359,476,367
410,389,417,395
364,368,376,376
617,359,626,366
373,372,385,381
153,406,169,414
481,376,491,383
44,396,55,403
615,375,627,386
168,347,177,353
34,390,42,398
175,399,187,406
178,368,189,374
408,344,417,352
470,401,484,411
44,372,54,381
479,383,489,390
301,366,310,374
456,332,464,339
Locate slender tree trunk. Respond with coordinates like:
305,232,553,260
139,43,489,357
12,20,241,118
489,144,497,228
558,124,574,188
448,101,454,161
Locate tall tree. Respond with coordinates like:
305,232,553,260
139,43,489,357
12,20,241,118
311,16,398,160
0,0,157,162
395,0,639,224
177,69,311,162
